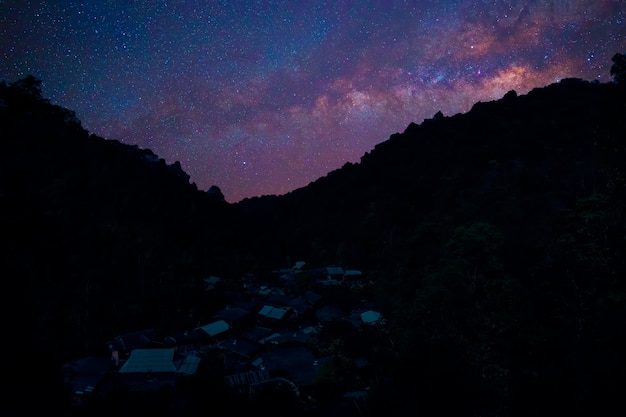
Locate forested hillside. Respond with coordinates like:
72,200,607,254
2,56,626,415
234,73,626,416
1,77,237,412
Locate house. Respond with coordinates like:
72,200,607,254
258,332,281,345
115,348,201,391
161,328,208,354
203,275,221,291
305,290,322,306
258,305,289,320
294,325,318,342
276,268,295,281
343,270,364,286
258,346,332,388
257,304,295,331
287,295,312,317
214,305,254,329
317,277,342,287
118,348,180,373
176,354,202,376
360,310,383,325
258,285,273,297
107,328,160,365
259,326,318,347
224,368,271,391
326,266,345,280
197,319,231,339
265,291,292,306
288,297,316,325
241,326,273,342
315,305,343,323
219,337,263,359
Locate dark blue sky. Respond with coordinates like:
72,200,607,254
2,1,624,202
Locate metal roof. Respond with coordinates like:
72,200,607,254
258,305,289,319
224,369,270,387
360,310,382,324
177,355,201,375
197,319,231,336
118,348,177,373
326,266,345,275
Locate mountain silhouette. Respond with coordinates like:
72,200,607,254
1,71,625,416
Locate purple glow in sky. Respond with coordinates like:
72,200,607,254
2,1,625,202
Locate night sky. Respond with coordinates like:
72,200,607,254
2,1,624,202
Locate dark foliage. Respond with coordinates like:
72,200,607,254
235,76,626,416
2,61,626,416
611,52,626,84
1,77,236,413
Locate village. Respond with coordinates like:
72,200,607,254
62,262,385,412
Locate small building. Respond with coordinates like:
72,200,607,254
258,286,273,296
258,346,331,388
261,326,318,347
343,270,364,286
161,328,208,354
360,310,383,325
214,305,253,329
258,305,290,320
326,266,345,280
203,276,221,291
107,328,160,365
241,326,273,342
315,305,343,323
287,295,312,317
197,319,231,339
266,291,292,306
224,368,271,390
118,348,179,373
116,348,201,391
305,290,322,306
219,337,263,359
276,268,295,281
257,305,293,331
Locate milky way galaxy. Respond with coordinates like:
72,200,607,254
2,1,625,202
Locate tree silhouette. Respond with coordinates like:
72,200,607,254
14,74,44,98
610,53,626,84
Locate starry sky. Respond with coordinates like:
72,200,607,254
2,1,625,202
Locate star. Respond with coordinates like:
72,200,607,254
1,1,624,202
